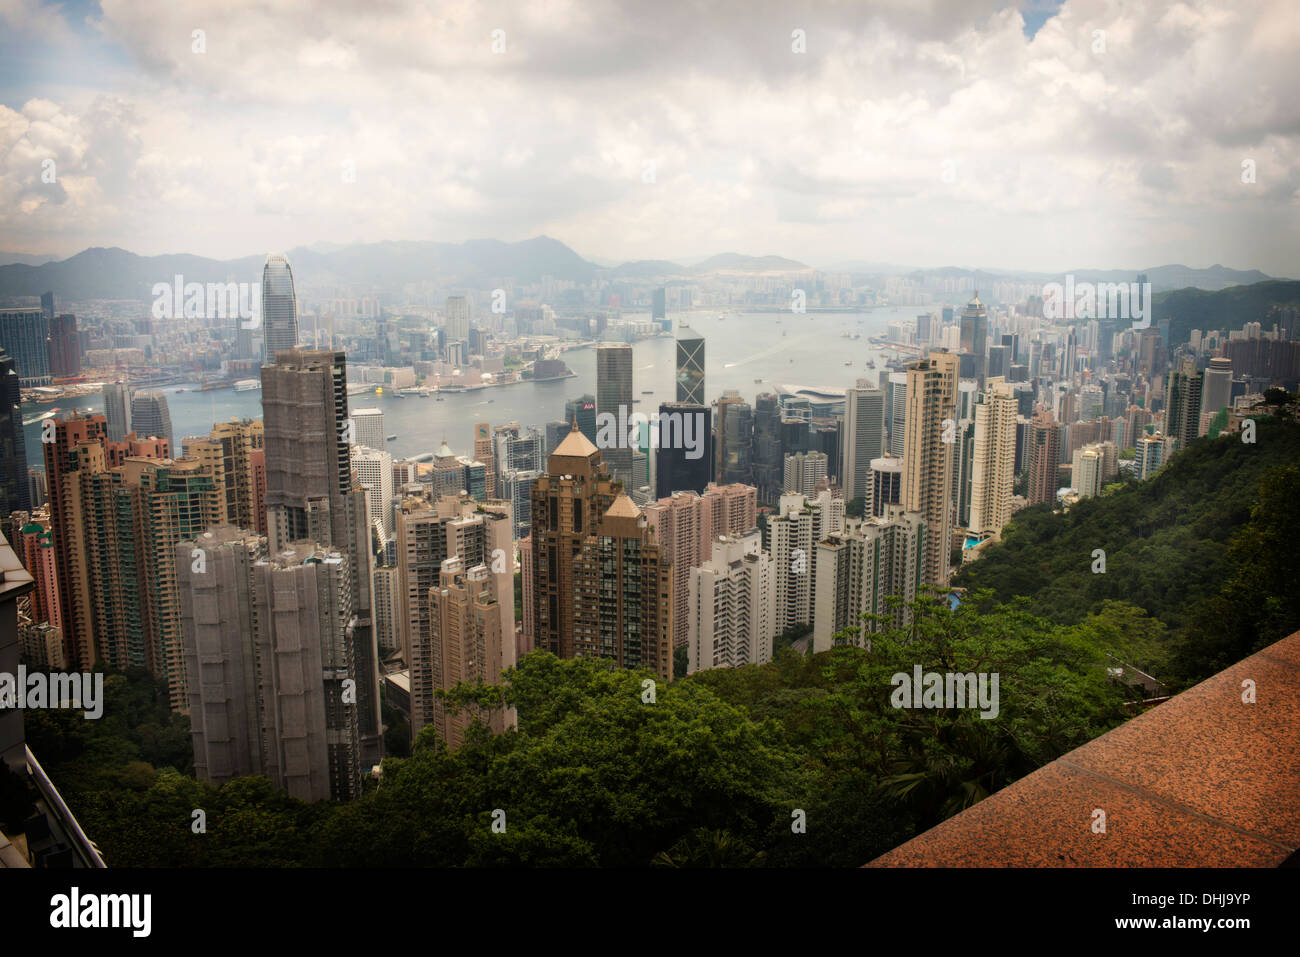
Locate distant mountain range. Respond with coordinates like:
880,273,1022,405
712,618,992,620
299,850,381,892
0,235,1284,302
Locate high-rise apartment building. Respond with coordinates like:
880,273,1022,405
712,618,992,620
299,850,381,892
261,349,381,765
902,351,959,586
1026,412,1063,505
181,418,265,535
1165,356,1204,451
968,378,1018,537
262,254,299,359
1073,446,1103,498
571,494,673,678
395,492,514,740
887,372,908,457
473,422,495,496
427,556,512,748
643,483,757,652
175,526,266,787
1200,357,1233,434
528,425,672,676
813,507,926,652
687,530,775,674
783,450,828,496
869,456,903,517
765,491,845,633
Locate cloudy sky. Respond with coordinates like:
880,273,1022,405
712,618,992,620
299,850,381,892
1,0,1297,273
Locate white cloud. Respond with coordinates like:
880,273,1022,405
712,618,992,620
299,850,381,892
0,0,1295,274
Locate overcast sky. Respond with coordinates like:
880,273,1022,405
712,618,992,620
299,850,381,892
1,0,1297,274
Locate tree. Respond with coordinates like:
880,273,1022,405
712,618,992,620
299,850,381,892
846,497,866,518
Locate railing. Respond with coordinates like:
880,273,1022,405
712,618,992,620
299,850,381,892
25,746,107,868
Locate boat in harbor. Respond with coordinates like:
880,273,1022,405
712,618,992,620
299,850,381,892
386,434,397,441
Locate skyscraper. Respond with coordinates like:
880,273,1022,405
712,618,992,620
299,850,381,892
182,419,266,536
783,450,828,496
752,393,783,502
1026,412,1063,505
813,507,926,651
887,373,908,457
176,526,266,788
530,421,681,670
48,314,80,379
968,378,1018,537
1200,356,1233,434
714,392,753,486
959,293,989,385
43,414,111,670
103,382,132,442
351,408,386,451
562,396,598,447
765,491,844,633
428,557,512,747
0,308,51,386
869,456,903,517
261,349,381,764
1165,356,1204,451
675,325,705,405
395,492,514,740
261,254,299,360
841,384,886,502
445,296,470,342
571,493,673,678
902,351,959,587
130,390,174,450
654,401,712,498
0,349,29,516
596,344,634,483
473,421,495,496
687,530,775,674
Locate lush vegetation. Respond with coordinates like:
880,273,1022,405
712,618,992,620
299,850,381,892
956,409,1300,686
22,404,1298,867
1152,280,1300,348
28,595,1155,867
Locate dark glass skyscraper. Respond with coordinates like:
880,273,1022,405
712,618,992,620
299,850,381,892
0,348,30,516
960,292,989,385
655,402,712,498
0,308,52,386
130,389,174,450
564,393,598,446
596,344,633,483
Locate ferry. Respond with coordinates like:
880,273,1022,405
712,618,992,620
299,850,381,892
641,390,654,395
233,378,260,392
386,434,397,442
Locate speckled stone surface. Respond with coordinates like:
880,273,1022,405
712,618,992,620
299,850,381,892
870,630,1300,867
